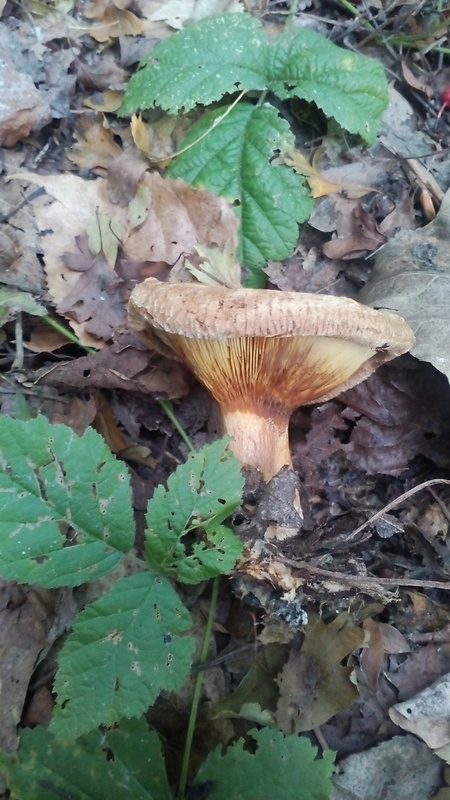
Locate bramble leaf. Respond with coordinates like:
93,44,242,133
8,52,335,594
145,438,244,582
4,719,171,800
51,571,194,739
120,13,387,146
168,103,313,287
121,13,388,282
120,13,267,115
0,416,133,588
267,27,388,144
193,727,335,800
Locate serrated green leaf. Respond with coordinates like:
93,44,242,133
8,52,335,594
0,416,133,588
169,103,313,287
5,719,171,800
267,27,388,144
119,14,268,115
145,438,244,583
177,524,243,583
194,727,335,800
120,12,387,147
51,571,194,739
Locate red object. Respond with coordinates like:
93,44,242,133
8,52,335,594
438,87,450,117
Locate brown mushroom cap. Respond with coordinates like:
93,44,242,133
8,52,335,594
128,278,414,482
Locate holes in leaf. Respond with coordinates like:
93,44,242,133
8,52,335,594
104,747,115,762
31,553,50,564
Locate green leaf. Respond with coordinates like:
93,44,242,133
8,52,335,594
120,13,268,115
267,27,388,144
5,719,172,800
0,416,133,588
120,13,387,147
194,727,335,800
51,571,194,739
168,103,313,287
145,438,244,582
0,287,47,326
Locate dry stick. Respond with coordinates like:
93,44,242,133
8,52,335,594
348,478,450,541
278,478,450,591
11,313,24,371
280,560,450,592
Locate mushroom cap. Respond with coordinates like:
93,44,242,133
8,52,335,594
128,278,414,410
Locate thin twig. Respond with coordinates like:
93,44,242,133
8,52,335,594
347,478,450,542
11,312,24,371
278,556,450,591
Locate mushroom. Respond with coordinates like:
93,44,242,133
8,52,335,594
128,278,414,485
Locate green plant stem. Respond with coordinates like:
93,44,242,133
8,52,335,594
43,315,97,354
285,0,298,30
178,576,220,799
338,0,360,17
159,399,196,454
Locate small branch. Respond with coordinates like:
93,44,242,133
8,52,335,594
346,478,450,543
279,555,450,592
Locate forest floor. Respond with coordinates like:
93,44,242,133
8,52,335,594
2,1,450,798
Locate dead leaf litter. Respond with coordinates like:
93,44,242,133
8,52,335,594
1,0,450,796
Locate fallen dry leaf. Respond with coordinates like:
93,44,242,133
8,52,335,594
401,61,434,98
7,169,239,345
323,203,386,259
332,735,442,800
342,358,450,475
81,0,144,41
389,673,450,749
68,121,123,171
389,642,450,703
147,0,244,29
0,582,54,753
0,57,50,147
361,619,409,689
131,113,154,157
0,179,45,292
362,186,450,383
283,150,342,198
59,245,125,341
185,240,242,289
37,335,192,399
276,614,365,733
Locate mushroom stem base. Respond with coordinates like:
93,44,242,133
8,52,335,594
222,409,292,483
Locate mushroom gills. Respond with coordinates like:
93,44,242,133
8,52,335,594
156,332,376,480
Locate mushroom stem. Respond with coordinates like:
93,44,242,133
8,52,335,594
221,408,292,484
